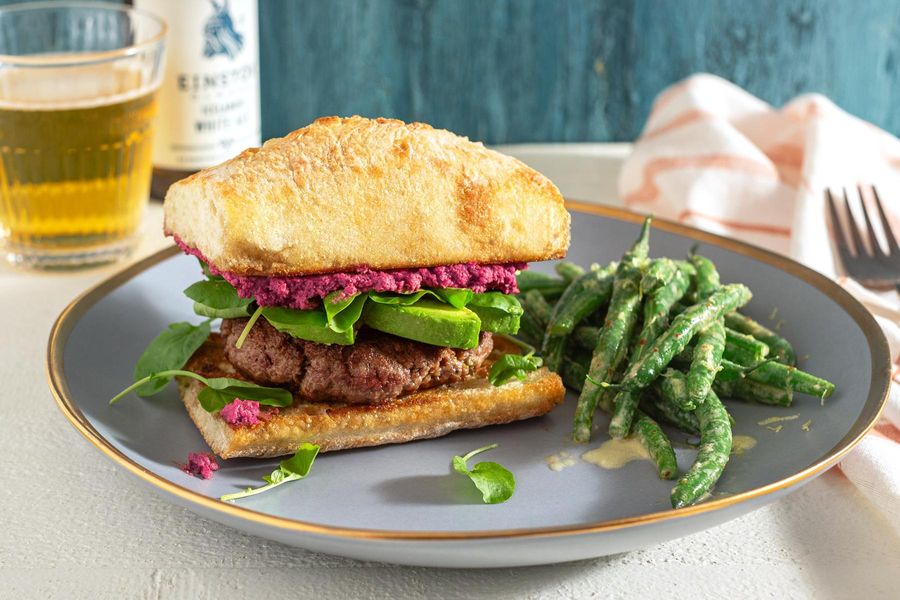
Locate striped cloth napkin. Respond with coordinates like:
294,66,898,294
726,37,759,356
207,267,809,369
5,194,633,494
619,74,900,528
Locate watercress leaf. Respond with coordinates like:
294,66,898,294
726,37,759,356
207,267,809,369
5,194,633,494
262,306,355,345
198,259,224,281
196,376,294,412
368,288,476,309
184,280,251,311
323,290,356,320
467,461,516,504
451,444,515,504
192,302,252,320
220,443,321,502
264,469,286,485
367,290,430,305
323,292,367,333
279,442,320,477
197,386,230,412
451,455,469,475
488,353,543,386
432,288,474,309
468,292,524,315
133,322,211,396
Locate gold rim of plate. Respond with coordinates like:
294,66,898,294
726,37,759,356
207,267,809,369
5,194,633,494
45,201,893,542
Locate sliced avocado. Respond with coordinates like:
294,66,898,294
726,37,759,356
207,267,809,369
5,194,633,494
362,299,481,349
467,304,520,334
262,306,355,345
467,292,522,335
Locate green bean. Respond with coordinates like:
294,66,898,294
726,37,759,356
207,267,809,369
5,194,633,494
633,411,679,479
724,328,770,365
573,325,601,351
674,260,698,301
656,368,693,411
741,361,834,398
516,271,567,300
670,324,769,365
572,217,652,443
517,290,552,347
640,258,677,294
670,390,732,508
714,379,793,407
641,389,701,435
562,356,676,478
516,314,544,348
673,349,833,398
725,311,796,365
543,264,617,373
555,261,586,283
521,290,552,328
690,253,721,299
685,320,726,409
546,264,617,336
560,357,589,392
541,334,568,374
683,254,726,409
619,284,753,392
575,322,760,361
608,264,692,437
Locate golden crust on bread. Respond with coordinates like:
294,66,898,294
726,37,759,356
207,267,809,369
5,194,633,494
163,116,570,276
178,334,565,459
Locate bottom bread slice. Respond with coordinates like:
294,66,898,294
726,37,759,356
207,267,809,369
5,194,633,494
178,334,566,459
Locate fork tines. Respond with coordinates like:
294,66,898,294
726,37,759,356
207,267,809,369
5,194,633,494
825,185,900,288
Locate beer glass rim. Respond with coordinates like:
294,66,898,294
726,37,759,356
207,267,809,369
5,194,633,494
0,1,167,67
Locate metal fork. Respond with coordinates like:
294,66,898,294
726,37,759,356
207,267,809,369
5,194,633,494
826,186,900,291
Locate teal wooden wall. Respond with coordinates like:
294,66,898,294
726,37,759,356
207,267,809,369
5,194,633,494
258,0,900,143
4,0,899,144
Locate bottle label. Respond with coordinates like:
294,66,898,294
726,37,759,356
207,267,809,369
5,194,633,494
139,0,261,170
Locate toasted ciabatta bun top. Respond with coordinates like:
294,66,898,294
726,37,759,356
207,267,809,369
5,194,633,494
163,116,570,276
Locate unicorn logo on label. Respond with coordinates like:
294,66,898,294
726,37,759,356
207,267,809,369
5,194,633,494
203,0,244,59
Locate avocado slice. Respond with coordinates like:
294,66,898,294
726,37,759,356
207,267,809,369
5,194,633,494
362,298,481,349
467,292,522,335
262,306,356,345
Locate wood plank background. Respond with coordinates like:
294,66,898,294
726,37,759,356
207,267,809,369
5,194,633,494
5,0,900,143
257,0,900,143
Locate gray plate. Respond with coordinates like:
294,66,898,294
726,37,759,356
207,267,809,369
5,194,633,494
47,204,890,568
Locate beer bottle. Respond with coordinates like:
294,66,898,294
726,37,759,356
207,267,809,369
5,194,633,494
133,0,261,198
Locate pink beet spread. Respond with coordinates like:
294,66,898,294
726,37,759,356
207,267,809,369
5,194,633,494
220,398,260,427
174,237,524,309
183,452,219,480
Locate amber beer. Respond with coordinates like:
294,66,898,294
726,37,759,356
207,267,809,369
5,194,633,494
0,88,158,252
0,3,166,268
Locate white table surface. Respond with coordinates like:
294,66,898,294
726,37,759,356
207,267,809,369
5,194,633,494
2,144,898,599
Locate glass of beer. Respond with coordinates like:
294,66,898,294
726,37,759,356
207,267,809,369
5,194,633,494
0,3,166,268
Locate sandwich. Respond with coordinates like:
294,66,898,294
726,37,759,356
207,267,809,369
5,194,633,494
161,116,570,459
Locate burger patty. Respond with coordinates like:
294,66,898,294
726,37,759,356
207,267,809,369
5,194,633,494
219,318,494,405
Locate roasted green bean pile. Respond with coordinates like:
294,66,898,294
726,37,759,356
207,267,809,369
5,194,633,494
517,217,836,509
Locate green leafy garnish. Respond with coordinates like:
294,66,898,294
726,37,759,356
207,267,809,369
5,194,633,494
467,292,523,334
451,444,515,504
488,353,543,386
468,291,524,315
110,369,293,410
322,292,367,333
367,288,474,309
132,321,211,396
197,258,224,281
432,288,475,309
220,443,320,502
184,280,252,319
262,305,356,345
